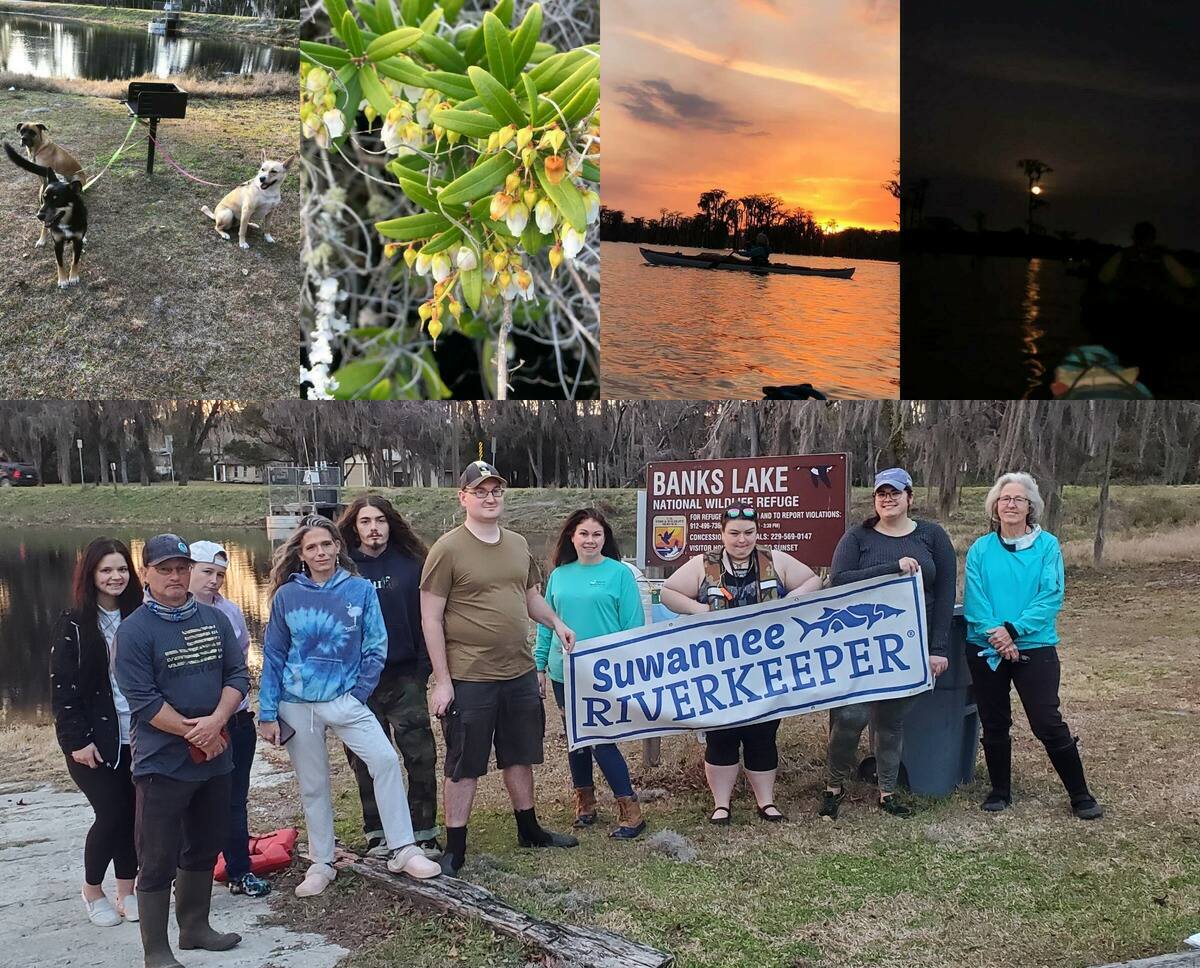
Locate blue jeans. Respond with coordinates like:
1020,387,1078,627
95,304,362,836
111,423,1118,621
551,679,633,798
223,710,257,880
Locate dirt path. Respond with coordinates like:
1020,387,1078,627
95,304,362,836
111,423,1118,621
0,88,300,398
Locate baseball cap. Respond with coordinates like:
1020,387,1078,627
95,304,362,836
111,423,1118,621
459,460,507,489
189,541,229,567
873,467,913,492
143,534,194,568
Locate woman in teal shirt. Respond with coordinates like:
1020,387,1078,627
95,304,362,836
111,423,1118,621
964,472,1103,820
536,508,647,839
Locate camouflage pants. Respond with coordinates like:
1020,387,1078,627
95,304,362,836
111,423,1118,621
344,669,440,841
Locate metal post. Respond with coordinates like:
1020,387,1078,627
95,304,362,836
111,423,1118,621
76,438,84,487
147,117,158,175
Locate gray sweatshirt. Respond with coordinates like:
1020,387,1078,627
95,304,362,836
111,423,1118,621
830,520,956,656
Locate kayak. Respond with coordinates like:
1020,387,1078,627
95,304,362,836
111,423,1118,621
640,247,855,279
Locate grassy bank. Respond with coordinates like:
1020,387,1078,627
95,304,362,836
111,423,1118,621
0,0,298,43
6,561,1197,966
0,88,300,397
0,70,295,100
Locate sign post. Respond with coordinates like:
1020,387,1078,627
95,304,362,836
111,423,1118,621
76,438,84,487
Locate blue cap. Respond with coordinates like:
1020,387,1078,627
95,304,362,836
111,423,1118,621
143,533,194,568
873,467,912,492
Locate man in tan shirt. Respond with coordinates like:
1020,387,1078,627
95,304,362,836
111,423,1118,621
420,461,578,876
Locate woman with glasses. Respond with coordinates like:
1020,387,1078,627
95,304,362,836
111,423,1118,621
964,472,1103,819
819,468,955,819
660,503,821,824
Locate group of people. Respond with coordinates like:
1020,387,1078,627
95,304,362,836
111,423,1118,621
51,459,1103,968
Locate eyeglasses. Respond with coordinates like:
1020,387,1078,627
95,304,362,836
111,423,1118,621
466,486,505,500
724,506,756,520
875,489,903,502
997,496,1029,506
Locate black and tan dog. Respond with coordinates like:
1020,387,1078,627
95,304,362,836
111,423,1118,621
4,142,88,288
14,122,86,248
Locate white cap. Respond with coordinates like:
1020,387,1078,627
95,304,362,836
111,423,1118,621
189,540,229,567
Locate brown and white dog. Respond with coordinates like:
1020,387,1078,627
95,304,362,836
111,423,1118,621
200,150,294,250
15,122,86,248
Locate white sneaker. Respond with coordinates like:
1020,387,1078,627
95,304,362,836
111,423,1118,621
117,894,139,922
82,891,121,927
386,844,441,879
294,862,338,898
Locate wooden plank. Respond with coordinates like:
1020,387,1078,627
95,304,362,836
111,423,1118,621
349,857,674,968
1090,954,1200,968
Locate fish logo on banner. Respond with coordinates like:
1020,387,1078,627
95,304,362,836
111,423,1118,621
564,572,931,750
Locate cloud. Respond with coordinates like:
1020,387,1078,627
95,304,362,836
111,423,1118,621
737,0,787,18
856,0,898,27
615,78,754,132
615,27,898,114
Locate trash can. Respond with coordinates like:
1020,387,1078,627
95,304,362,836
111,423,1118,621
897,605,980,797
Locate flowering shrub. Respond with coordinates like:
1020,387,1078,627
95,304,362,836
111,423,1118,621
300,0,599,399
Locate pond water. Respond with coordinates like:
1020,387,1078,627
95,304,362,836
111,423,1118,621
0,12,298,80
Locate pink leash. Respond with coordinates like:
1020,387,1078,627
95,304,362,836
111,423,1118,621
144,127,233,188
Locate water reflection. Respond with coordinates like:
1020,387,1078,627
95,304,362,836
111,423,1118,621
1021,258,1047,395
0,14,298,80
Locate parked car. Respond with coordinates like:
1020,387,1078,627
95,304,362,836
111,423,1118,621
0,460,39,486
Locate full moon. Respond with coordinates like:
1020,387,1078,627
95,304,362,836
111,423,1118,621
1031,185,1044,195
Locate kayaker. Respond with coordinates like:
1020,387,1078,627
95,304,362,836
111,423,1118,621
738,232,771,267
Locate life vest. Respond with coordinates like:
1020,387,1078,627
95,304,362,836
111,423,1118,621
699,548,780,610
213,827,299,882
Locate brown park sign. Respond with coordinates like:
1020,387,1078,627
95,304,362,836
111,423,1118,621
645,454,850,571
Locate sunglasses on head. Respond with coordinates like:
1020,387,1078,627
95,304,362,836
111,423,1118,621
724,506,756,520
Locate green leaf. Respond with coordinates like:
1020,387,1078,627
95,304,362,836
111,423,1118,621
366,26,423,61
331,359,386,399
418,7,442,32
438,149,518,205
545,54,598,108
527,50,566,87
324,0,349,37
395,176,442,210
376,211,452,241
416,33,468,73
375,0,395,33
492,0,514,28
463,25,486,66
562,77,599,125
467,65,526,127
482,12,516,88
581,159,600,183
358,65,394,118
398,0,418,25
367,378,394,400
418,226,464,256
355,0,383,35
520,221,552,255
334,63,362,148
536,162,586,232
442,0,465,24
425,70,476,101
461,264,482,311
375,55,430,88
300,41,350,69
529,41,556,64
421,350,453,399
340,10,364,57
431,108,502,139
520,73,538,115
510,3,542,72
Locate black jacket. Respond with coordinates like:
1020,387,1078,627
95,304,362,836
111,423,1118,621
49,608,125,768
349,545,430,676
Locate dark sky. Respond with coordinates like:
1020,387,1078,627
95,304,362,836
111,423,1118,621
903,0,1200,249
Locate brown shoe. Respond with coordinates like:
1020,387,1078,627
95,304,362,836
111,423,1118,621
573,786,597,828
611,795,646,839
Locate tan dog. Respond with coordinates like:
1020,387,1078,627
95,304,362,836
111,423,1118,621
16,121,86,247
200,150,294,250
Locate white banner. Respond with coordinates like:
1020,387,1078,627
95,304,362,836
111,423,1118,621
564,572,931,750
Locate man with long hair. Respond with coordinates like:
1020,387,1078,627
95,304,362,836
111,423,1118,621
421,461,580,877
336,495,441,858
257,517,439,897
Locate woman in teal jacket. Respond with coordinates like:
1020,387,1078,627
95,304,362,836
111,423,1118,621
964,472,1103,820
536,508,646,839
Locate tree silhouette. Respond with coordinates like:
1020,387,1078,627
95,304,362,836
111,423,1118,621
1017,158,1053,237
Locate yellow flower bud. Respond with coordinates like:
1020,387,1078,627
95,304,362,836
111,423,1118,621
487,131,499,152
538,127,566,153
448,300,462,318
504,171,522,195
496,125,516,148
489,192,514,221
544,154,566,185
548,244,564,278
383,242,402,259
516,126,534,150
523,188,539,210
515,269,532,291
418,302,433,322
403,246,418,268
428,318,443,342
492,251,508,272
447,130,461,145
498,270,512,289
522,147,537,168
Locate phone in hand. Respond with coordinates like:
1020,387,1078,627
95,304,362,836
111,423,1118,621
276,717,296,745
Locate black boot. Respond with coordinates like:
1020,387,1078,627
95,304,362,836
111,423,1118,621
514,807,579,848
136,888,183,968
175,868,241,951
980,738,1012,812
1047,739,1104,820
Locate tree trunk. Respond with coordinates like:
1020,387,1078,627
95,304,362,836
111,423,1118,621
1094,434,1115,567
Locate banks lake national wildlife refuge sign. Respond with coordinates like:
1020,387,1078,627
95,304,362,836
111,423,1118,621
644,454,850,570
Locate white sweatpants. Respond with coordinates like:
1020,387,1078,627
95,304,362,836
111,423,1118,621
279,693,415,865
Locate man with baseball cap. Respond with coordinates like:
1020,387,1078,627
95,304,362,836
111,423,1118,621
114,534,249,968
188,541,270,899
421,461,579,876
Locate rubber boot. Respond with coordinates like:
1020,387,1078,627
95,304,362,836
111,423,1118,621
1046,739,1104,820
980,738,1012,812
610,795,646,839
572,786,597,828
174,868,241,951
135,888,183,968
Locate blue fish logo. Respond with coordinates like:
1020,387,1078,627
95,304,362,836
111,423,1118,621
792,603,905,640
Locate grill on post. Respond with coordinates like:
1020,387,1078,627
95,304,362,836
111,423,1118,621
124,82,188,175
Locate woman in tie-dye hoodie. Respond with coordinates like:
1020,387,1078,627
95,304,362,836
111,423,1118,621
257,517,440,896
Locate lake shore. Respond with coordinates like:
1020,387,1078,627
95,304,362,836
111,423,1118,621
0,0,298,43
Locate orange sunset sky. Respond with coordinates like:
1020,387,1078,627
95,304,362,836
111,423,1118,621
601,0,899,232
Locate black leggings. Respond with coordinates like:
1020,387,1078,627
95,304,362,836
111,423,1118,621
65,745,138,885
966,647,1073,751
704,719,781,771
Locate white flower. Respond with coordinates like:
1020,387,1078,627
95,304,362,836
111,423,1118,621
505,202,529,236
431,253,452,283
534,198,558,234
415,252,432,276
455,245,478,271
582,190,600,225
402,84,424,102
561,225,586,260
